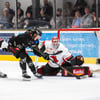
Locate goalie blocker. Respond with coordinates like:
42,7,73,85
61,66,93,77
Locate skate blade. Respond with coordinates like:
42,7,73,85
35,75,43,79
22,77,31,81
0,75,7,78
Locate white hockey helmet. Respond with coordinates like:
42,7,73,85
52,37,60,49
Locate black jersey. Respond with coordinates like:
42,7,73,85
8,32,38,49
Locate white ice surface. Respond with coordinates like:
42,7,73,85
0,61,100,100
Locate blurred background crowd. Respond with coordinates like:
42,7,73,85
0,0,100,29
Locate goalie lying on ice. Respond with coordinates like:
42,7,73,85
37,37,92,77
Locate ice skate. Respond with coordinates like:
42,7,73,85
22,73,31,81
34,72,43,78
0,72,7,78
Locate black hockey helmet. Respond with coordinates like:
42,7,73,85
34,28,42,36
26,28,42,37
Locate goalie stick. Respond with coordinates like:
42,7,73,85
33,48,82,79
91,69,100,73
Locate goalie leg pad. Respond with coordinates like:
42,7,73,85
37,63,60,76
61,66,92,77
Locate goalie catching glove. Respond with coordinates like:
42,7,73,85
71,55,84,66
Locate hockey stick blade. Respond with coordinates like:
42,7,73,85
76,75,89,79
91,69,100,73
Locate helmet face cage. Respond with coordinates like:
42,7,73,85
28,29,42,40
34,29,42,36
28,28,42,36
52,37,60,49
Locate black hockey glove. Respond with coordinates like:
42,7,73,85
43,53,50,60
29,40,39,49
71,55,84,66
33,46,42,57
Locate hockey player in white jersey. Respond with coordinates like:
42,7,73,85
0,39,8,78
37,37,84,76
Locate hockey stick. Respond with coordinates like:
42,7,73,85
91,69,100,73
34,41,43,67
33,48,81,79
34,51,62,69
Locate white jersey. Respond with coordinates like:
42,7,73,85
43,40,72,68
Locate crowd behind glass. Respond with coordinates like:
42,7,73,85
0,0,100,29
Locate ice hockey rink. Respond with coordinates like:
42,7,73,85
0,61,100,100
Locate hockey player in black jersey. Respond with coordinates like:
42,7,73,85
8,29,43,80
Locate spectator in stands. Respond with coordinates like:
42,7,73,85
98,2,100,27
25,5,32,18
12,8,24,29
17,2,24,17
92,11,96,27
23,12,33,28
72,0,88,16
37,7,50,22
50,8,63,29
24,11,33,22
80,7,94,28
92,0,100,27
63,2,72,17
0,8,12,29
72,10,81,28
63,2,73,28
98,17,100,27
91,0,96,13
4,1,15,22
42,0,53,21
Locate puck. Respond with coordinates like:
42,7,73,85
76,76,80,79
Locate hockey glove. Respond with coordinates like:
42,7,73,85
43,53,50,60
71,55,84,66
29,40,39,49
33,46,42,57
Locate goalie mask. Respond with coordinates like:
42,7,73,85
52,37,60,49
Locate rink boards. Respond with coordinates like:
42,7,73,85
0,29,99,64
